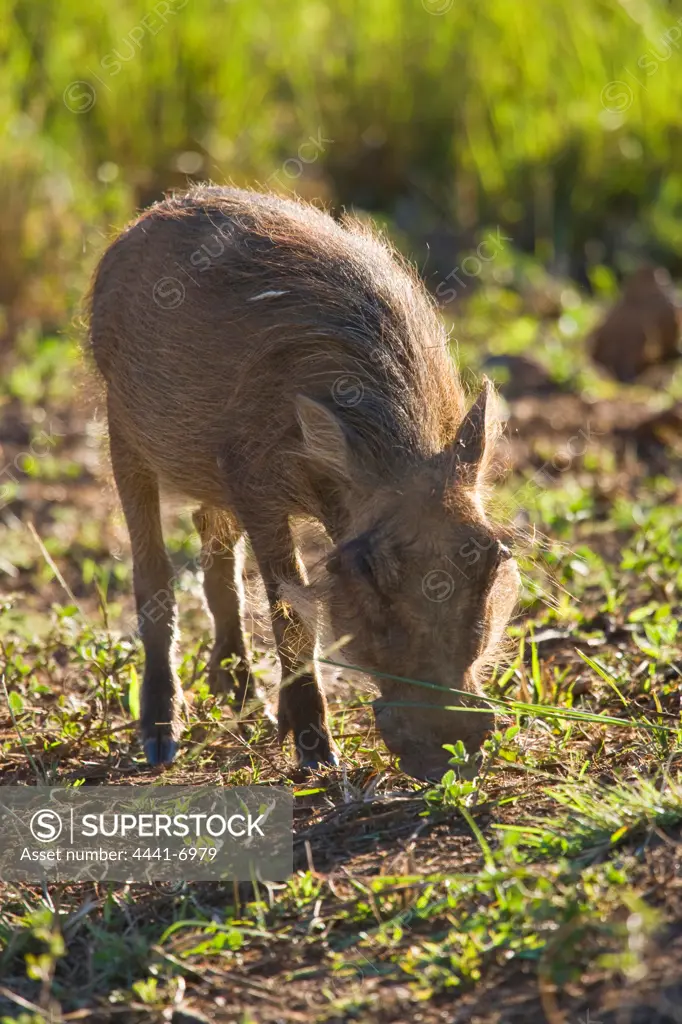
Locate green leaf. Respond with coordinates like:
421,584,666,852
7,690,23,716
128,664,140,721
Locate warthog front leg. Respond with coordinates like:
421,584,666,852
109,412,184,765
247,520,336,770
192,507,254,709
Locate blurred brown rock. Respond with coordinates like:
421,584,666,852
482,353,564,400
590,266,680,382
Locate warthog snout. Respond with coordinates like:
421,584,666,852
372,694,496,782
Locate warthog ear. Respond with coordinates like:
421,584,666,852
296,396,351,482
451,378,494,482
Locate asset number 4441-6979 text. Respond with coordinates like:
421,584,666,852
132,847,218,861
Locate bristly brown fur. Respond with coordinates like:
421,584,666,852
88,185,517,779
88,186,484,509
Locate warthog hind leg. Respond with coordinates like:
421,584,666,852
109,409,184,766
192,507,254,710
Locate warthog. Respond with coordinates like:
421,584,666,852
88,186,519,779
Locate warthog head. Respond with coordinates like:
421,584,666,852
294,381,519,780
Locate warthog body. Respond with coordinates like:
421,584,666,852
88,186,519,779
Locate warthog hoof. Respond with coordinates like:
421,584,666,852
143,734,179,766
298,749,340,772
294,725,339,771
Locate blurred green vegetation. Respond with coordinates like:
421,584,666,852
2,0,682,340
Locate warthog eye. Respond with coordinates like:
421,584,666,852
325,531,393,595
326,534,374,580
